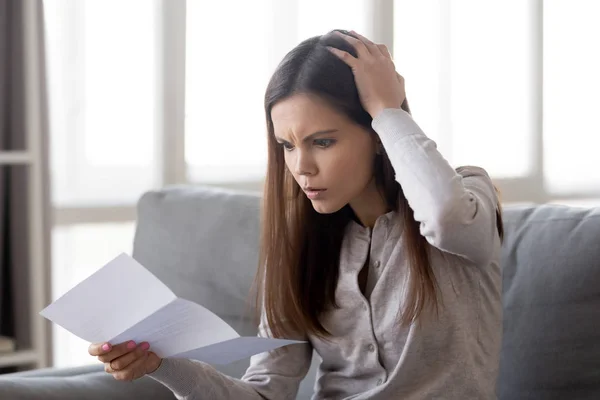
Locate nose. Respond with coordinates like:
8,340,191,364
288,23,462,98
294,150,317,176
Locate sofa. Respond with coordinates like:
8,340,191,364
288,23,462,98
0,185,599,399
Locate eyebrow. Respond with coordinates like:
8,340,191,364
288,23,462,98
275,129,339,143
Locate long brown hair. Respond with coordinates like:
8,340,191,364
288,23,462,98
254,30,504,339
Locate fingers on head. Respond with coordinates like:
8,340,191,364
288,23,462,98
349,30,376,47
327,47,357,68
330,30,369,57
377,44,392,59
331,31,393,64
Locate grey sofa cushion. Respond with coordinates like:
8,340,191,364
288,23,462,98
498,205,600,400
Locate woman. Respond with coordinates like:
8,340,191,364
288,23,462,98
89,30,504,399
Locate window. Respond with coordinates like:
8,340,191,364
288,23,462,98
184,0,271,183
394,0,600,203
44,0,599,368
45,0,160,207
184,0,371,184
543,0,600,195
394,0,534,179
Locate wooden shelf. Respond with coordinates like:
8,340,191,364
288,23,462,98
0,151,33,165
0,350,39,368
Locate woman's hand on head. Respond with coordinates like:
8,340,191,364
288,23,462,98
327,30,406,119
88,340,162,382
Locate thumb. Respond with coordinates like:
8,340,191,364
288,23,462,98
88,342,111,356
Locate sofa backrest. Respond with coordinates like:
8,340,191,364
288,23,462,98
498,204,600,399
133,186,600,399
133,186,263,378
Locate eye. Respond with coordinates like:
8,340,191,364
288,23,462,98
314,138,336,148
279,141,295,151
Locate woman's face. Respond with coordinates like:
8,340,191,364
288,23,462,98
271,93,381,216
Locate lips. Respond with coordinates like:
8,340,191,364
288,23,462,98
303,187,326,199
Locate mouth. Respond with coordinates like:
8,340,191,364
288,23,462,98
303,187,327,199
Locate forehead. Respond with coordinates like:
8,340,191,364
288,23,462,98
271,93,347,136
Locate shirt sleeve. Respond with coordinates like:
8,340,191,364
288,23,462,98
372,108,500,265
148,315,313,400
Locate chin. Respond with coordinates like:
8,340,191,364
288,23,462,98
310,200,345,214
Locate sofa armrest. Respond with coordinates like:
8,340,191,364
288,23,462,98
0,371,175,400
1,364,103,379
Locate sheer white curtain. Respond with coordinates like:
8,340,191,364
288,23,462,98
185,0,374,183
394,0,600,204
543,0,600,195
45,0,160,207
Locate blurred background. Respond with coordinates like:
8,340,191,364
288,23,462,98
1,0,599,373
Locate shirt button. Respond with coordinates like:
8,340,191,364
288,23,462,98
377,379,383,385
373,260,381,268
367,344,376,352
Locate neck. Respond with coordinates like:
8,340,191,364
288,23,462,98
349,179,388,228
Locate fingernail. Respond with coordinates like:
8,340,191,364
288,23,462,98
102,343,111,351
127,341,136,350
140,342,150,351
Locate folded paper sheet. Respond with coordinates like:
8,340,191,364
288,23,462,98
40,253,303,365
